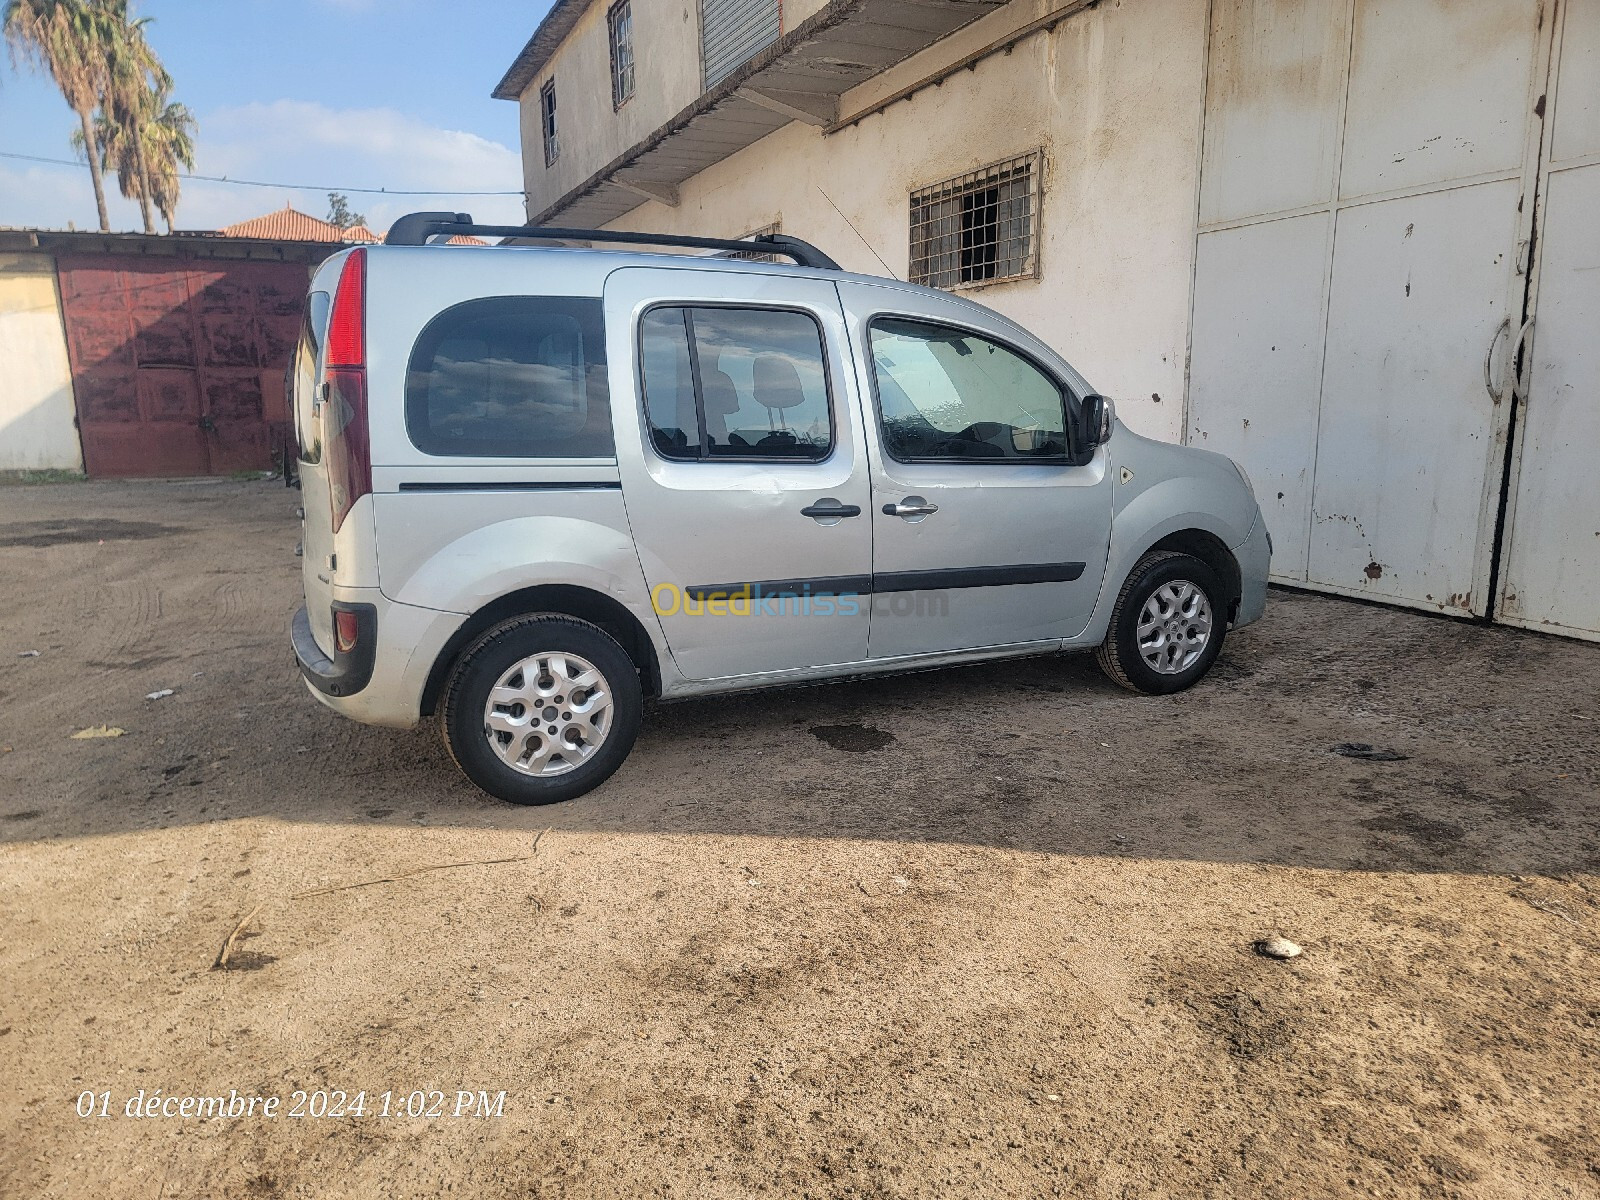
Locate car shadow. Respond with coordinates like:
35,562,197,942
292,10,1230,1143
5,576,1596,880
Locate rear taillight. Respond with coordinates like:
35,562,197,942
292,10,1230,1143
334,608,360,654
323,249,369,533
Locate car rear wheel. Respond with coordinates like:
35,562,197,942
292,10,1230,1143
1096,550,1227,694
440,615,642,805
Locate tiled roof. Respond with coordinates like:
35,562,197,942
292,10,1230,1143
219,205,380,243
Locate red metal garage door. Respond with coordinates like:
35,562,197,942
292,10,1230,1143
56,255,307,478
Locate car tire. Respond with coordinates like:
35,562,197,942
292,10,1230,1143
440,614,643,805
1096,550,1228,695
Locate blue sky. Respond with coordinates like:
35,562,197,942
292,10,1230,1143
1,0,554,233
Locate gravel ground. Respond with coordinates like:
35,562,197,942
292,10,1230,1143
1,479,1597,1200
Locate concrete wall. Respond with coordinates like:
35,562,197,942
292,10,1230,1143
517,0,836,216
0,254,82,472
519,0,705,213
601,0,1209,442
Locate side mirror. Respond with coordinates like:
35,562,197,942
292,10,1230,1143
1079,394,1114,452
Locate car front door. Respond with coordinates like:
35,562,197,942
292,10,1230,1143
838,282,1113,659
606,268,872,681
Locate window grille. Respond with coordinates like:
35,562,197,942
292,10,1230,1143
540,80,559,166
608,1,635,108
728,222,781,262
909,152,1040,289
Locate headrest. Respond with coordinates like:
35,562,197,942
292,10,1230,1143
752,354,807,410
702,367,741,415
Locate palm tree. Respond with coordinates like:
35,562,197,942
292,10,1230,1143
3,0,114,230
100,0,166,232
140,95,195,232
73,86,194,231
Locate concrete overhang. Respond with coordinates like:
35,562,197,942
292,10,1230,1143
493,0,593,102
525,0,1008,228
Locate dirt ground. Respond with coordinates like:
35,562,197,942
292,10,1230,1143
1,479,1596,1200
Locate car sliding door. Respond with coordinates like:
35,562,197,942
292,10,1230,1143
604,268,872,681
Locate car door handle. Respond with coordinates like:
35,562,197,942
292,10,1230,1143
800,500,861,520
883,499,939,518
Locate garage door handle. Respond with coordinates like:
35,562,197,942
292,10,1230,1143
1484,317,1510,404
883,499,939,518
1512,315,1535,404
800,500,861,520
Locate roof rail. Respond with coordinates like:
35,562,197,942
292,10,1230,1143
383,211,841,270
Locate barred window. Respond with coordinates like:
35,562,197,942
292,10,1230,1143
608,1,635,109
540,80,559,166
909,153,1040,290
727,222,781,263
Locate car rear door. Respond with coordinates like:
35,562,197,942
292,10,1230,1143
837,280,1112,659
604,267,871,681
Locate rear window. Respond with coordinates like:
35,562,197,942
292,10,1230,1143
404,296,612,458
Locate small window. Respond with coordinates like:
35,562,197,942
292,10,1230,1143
405,296,612,458
909,152,1040,290
727,221,781,263
640,306,832,461
292,290,330,464
540,80,559,166
608,0,635,109
868,318,1067,463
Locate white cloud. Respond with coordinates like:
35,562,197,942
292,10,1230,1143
0,163,148,232
0,101,527,234
195,101,527,230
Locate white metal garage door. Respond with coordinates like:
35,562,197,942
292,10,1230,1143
1498,0,1600,640
1188,0,1592,629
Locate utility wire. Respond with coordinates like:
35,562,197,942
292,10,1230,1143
815,183,897,280
0,149,523,195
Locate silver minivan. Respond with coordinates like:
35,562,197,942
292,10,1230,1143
290,213,1270,805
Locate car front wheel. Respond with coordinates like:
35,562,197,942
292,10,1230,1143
1096,550,1228,694
440,614,643,805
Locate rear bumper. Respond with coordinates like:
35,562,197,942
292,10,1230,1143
292,602,377,697
1232,509,1271,628
292,590,467,729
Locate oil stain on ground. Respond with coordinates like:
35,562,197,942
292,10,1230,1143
0,520,178,548
810,723,895,752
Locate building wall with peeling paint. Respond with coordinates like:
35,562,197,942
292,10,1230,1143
597,0,1206,443
516,0,833,217
0,254,83,473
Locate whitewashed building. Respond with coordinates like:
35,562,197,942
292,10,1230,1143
495,0,1600,641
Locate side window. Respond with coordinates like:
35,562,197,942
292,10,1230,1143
608,0,635,109
405,296,612,458
292,290,330,464
540,80,559,166
639,306,833,461
868,318,1067,462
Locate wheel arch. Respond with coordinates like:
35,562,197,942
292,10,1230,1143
1145,528,1243,621
420,585,662,716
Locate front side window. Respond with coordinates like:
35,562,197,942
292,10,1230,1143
405,296,612,458
540,80,559,165
868,318,1067,463
640,306,832,461
608,0,635,108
